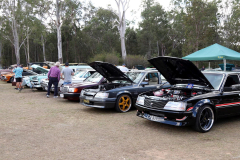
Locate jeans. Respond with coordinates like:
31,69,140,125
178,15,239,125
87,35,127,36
47,77,58,96
62,82,71,85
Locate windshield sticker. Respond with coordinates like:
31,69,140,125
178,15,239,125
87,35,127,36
186,83,194,89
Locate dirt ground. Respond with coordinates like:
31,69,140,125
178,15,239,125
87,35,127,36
1,81,240,160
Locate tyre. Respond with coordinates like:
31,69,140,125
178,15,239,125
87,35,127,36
115,94,132,113
194,105,214,133
8,77,14,83
36,88,43,90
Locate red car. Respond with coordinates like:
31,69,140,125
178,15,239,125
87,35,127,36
59,72,106,101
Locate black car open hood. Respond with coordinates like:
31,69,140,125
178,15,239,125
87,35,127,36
89,61,133,83
148,57,214,89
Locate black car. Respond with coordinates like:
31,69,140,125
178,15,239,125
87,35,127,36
80,61,169,112
136,56,240,132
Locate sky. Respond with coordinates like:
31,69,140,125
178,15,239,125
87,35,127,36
88,0,172,28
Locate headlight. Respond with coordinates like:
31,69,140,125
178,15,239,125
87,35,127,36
95,92,109,98
136,96,145,105
68,88,79,93
164,101,187,111
80,90,85,96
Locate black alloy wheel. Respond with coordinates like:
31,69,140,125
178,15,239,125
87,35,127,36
194,105,214,133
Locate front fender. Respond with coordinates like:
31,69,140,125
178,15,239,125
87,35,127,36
192,99,215,118
116,90,132,97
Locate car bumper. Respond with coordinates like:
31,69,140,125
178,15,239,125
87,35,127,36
136,104,193,126
80,96,116,109
60,93,80,101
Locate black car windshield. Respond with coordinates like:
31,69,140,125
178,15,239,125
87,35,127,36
84,72,103,83
112,72,145,84
203,73,224,90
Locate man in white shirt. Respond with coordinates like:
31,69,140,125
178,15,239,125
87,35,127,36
117,63,129,72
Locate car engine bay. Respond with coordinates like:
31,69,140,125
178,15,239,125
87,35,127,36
143,86,210,101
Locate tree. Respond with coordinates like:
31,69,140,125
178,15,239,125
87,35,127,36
222,0,240,52
175,0,220,55
138,0,169,58
44,0,81,63
114,0,130,60
0,0,31,64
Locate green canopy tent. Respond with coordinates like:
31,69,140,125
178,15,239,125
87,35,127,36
182,43,240,71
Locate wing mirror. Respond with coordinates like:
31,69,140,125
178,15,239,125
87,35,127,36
141,81,149,87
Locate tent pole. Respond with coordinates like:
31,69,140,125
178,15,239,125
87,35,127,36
223,58,226,71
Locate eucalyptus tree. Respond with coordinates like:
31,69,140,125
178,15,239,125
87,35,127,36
222,0,240,51
0,0,33,64
172,0,220,55
167,7,185,57
44,0,81,63
83,8,120,58
138,0,169,58
114,0,130,60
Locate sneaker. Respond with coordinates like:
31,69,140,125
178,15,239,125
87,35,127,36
47,95,50,98
53,96,58,98
14,88,18,90
19,88,22,92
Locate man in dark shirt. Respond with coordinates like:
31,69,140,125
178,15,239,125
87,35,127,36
47,62,61,98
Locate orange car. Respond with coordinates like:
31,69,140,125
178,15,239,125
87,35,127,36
1,72,14,82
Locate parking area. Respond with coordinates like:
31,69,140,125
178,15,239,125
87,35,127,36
1,81,240,160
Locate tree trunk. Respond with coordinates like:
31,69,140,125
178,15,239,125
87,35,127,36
56,0,63,63
41,34,46,62
147,40,151,59
0,41,2,66
12,18,20,64
116,0,129,61
27,32,30,63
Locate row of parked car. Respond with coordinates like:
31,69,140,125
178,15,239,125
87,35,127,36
2,56,240,133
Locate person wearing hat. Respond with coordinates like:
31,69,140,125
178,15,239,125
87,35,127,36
13,64,23,91
117,63,129,72
61,62,74,85
47,61,61,98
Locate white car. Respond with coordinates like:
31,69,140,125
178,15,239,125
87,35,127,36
40,69,96,91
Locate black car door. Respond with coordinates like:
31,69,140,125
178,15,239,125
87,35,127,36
218,74,240,116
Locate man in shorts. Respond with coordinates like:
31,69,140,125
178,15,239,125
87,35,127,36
61,62,74,85
13,64,23,91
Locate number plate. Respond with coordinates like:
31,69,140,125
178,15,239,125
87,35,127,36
83,99,90,104
143,113,164,122
45,86,48,90
60,94,64,98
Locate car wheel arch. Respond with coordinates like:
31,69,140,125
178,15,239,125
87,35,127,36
192,99,216,119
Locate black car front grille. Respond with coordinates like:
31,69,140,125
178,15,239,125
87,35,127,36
144,99,168,110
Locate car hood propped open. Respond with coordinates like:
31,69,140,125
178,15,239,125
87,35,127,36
148,56,214,89
89,61,133,83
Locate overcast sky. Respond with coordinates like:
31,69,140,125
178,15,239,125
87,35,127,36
88,0,172,28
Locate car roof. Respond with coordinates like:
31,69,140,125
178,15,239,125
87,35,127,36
202,71,240,75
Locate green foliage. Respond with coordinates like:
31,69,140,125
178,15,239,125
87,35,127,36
89,51,121,65
125,55,148,68
1,0,240,68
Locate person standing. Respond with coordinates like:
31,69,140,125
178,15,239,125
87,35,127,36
117,63,129,72
47,62,61,98
13,64,23,91
61,62,74,85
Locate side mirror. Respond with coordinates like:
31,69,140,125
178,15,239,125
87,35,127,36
141,81,149,87
232,84,240,91
144,78,149,82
